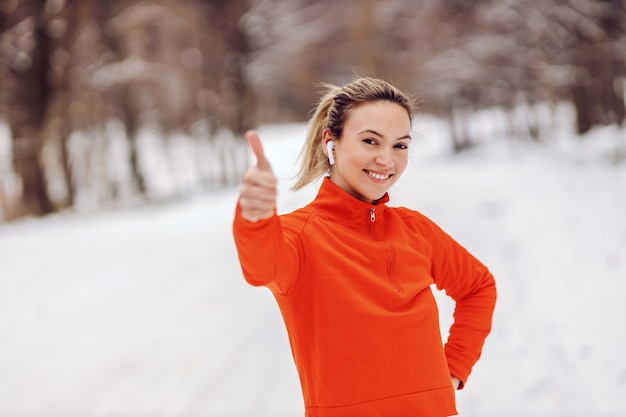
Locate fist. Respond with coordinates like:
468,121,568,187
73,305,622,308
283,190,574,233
239,130,277,222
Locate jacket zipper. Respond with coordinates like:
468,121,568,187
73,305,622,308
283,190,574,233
368,207,401,292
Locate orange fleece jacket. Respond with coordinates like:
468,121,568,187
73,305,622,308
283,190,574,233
233,178,496,417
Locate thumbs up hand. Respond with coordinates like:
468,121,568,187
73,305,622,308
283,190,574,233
239,131,278,222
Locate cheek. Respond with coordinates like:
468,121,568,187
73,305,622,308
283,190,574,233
342,149,368,168
396,154,409,175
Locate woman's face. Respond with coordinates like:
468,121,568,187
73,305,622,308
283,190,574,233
327,101,411,204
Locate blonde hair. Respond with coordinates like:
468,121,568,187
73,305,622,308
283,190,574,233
293,77,415,190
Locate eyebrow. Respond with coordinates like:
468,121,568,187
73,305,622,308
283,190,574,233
358,129,412,141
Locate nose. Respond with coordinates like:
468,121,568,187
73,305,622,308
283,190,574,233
374,149,393,168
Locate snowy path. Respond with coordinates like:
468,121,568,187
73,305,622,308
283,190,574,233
0,189,302,416
1,122,625,416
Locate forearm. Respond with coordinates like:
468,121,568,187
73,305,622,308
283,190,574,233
444,271,496,386
233,203,299,293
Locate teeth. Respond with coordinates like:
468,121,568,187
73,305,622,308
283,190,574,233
368,171,389,180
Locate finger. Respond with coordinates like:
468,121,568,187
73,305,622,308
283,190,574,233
239,183,277,204
246,130,272,172
239,197,276,213
242,168,277,189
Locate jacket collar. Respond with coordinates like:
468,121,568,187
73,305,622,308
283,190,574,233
309,177,389,225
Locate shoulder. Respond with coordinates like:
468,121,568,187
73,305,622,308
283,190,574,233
278,204,321,236
389,206,456,245
390,206,438,231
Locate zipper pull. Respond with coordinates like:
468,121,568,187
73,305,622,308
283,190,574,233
369,207,376,222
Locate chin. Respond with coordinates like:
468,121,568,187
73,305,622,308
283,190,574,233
361,188,389,203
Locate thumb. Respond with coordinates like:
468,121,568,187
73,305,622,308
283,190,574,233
246,130,272,172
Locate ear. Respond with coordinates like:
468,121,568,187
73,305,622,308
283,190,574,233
322,130,336,166
322,129,334,158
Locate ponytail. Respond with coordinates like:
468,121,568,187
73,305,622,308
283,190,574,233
293,84,340,191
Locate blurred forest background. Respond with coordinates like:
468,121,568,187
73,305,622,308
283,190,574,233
1,0,625,222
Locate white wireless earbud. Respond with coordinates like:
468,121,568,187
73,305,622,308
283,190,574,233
326,140,335,166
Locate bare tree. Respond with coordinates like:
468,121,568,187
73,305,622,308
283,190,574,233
1,0,54,217
2,0,625,222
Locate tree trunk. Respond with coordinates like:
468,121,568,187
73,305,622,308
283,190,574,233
6,0,54,217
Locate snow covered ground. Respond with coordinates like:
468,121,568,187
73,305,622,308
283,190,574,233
1,118,625,417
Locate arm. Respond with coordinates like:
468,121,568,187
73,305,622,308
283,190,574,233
426,219,497,389
232,130,301,294
233,205,301,294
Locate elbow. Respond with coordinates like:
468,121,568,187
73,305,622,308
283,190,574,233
243,274,270,287
241,267,272,287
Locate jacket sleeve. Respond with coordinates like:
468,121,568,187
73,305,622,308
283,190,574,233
232,201,303,295
423,217,497,389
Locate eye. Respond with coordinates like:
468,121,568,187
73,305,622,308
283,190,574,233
362,138,377,145
394,143,409,150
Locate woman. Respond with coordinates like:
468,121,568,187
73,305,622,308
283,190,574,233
233,77,496,417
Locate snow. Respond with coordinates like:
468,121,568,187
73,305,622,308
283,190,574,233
1,116,625,417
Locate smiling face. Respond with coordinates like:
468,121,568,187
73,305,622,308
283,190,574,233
325,100,412,204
